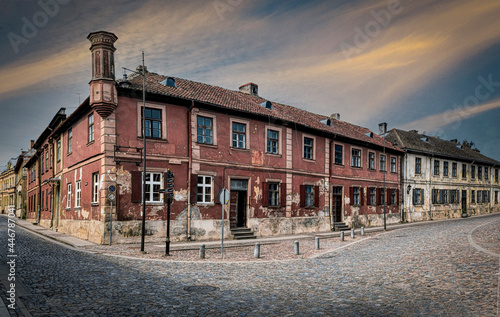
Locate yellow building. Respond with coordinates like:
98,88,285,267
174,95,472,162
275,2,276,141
0,158,17,214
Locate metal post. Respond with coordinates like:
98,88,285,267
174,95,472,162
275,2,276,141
221,203,224,259
140,51,147,252
351,228,355,239
361,227,365,236
254,243,260,258
315,237,320,250
199,244,206,259
294,241,299,255
340,231,344,241
165,197,171,256
109,201,113,245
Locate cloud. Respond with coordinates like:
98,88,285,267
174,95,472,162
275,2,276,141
398,98,500,132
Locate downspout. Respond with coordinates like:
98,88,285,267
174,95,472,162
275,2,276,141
37,154,42,224
186,100,194,240
328,138,334,231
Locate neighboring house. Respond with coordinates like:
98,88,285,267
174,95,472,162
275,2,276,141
13,147,35,218
386,129,500,222
0,158,17,214
24,31,402,244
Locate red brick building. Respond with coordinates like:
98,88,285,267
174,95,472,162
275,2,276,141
25,31,403,244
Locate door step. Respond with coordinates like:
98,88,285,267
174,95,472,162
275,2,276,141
332,222,350,231
230,227,256,240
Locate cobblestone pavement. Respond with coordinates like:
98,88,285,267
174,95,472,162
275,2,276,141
1,214,499,316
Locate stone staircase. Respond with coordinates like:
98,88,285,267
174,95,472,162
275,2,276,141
231,227,256,240
332,222,349,231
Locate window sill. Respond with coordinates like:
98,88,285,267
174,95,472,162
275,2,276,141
302,158,316,163
197,142,217,148
138,137,169,143
74,207,81,210
87,141,95,146
67,152,72,156
351,166,362,169
230,147,249,152
265,153,281,158
65,208,71,211
197,203,215,207
90,202,99,206
334,163,344,167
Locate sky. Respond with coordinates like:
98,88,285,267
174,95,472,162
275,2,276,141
1,0,500,168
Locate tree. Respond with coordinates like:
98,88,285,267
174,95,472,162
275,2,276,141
461,140,480,152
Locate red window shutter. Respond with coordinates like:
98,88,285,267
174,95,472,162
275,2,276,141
131,171,142,203
387,189,392,205
262,182,269,207
349,187,354,204
280,182,287,207
214,176,223,203
360,187,365,205
300,185,306,207
314,185,320,207
376,188,381,205
396,189,400,205
191,174,198,203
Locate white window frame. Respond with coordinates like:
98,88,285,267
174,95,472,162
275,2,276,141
380,154,386,171
144,172,163,203
302,134,316,161
352,148,361,168
230,119,250,149
92,173,99,203
390,157,396,173
197,175,213,204
66,183,72,209
136,102,168,140
75,180,81,208
265,126,282,155
88,113,94,143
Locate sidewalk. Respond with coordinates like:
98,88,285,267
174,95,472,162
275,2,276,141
4,213,500,263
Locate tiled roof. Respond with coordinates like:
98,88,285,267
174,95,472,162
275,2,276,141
124,70,401,152
386,129,500,165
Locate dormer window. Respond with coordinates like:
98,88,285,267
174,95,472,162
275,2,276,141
320,119,332,126
161,77,177,88
260,101,273,110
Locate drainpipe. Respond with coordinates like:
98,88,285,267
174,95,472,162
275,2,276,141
328,138,334,231
186,100,194,240
37,153,42,224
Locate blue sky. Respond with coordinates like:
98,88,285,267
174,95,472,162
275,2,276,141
1,0,500,168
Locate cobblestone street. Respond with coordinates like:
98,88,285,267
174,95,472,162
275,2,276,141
1,214,499,316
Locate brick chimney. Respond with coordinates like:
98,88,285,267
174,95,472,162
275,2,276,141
378,122,387,135
239,83,258,96
87,31,118,118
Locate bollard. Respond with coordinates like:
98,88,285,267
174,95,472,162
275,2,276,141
254,242,260,258
315,237,320,250
199,244,206,259
340,231,344,241
294,241,300,255
361,227,365,236
351,228,355,239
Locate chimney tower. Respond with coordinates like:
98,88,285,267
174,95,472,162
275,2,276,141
87,31,118,118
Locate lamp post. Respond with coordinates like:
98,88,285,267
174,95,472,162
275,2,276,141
121,52,147,252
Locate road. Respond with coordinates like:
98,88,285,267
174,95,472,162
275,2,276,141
1,214,499,316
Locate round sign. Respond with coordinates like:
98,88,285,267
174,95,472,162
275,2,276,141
108,193,116,201
218,188,230,204
108,185,116,192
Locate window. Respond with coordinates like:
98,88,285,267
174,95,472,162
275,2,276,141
41,190,44,210
68,128,73,153
413,188,423,205
390,189,396,205
88,113,94,143
66,183,72,209
197,116,213,145
380,155,386,171
495,191,498,204
496,169,499,183
449,190,458,204
368,153,375,170
471,166,475,179
352,149,361,167
471,190,475,203
268,182,280,206
41,150,45,174
352,187,360,205
305,185,314,207
434,160,440,176
478,166,482,180
485,167,489,181
432,189,438,204
266,130,279,154
462,164,467,179
56,139,61,162
46,190,49,210
45,150,49,172
303,137,314,160
477,191,482,204
197,176,213,204
390,157,396,173
232,122,246,148
145,172,163,203
452,163,457,177
483,191,489,203
143,107,162,138
369,188,376,205
334,145,343,165
75,181,81,208
415,157,421,174
380,188,385,205
439,189,447,204
443,161,448,177
92,173,99,203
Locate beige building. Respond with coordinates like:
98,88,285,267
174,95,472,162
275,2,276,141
0,158,17,214
386,129,500,222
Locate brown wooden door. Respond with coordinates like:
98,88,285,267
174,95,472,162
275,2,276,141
332,187,343,222
229,191,238,228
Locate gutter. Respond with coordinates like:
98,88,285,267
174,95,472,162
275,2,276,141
186,100,194,240
329,138,334,231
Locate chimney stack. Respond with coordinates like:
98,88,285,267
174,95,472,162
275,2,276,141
87,31,118,118
378,122,387,135
330,113,340,120
239,83,258,96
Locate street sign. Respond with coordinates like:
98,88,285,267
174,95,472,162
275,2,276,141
108,185,116,192
219,188,229,205
108,193,116,201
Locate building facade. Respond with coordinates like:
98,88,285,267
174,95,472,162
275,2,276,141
386,129,500,222
0,158,17,214
24,31,402,244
